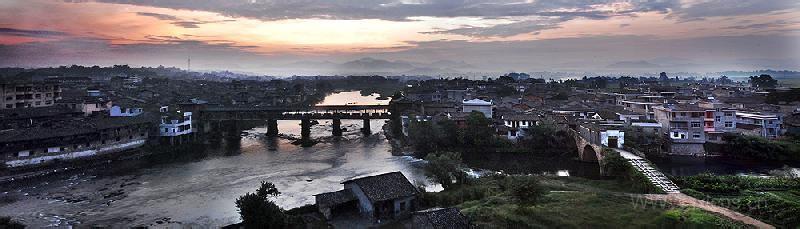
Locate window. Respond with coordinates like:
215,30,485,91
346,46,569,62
400,201,407,211
724,122,733,128
5,104,11,108
691,122,701,128
725,112,733,116
4,96,11,101
768,120,773,124
715,116,721,122
680,112,687,116
693,132,702,139
35,94,41,99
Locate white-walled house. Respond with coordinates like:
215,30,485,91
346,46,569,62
109,105,143,117
159,111,193,137
462,99,492,118
501,114,539,140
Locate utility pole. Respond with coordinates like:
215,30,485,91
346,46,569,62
187,56,191,72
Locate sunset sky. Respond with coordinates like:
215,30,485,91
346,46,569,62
1,0,799,75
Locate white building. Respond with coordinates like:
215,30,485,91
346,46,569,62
109,105,143,117
501,114,538,140
159,111,193,137
736,111,782,139
462,99,492,118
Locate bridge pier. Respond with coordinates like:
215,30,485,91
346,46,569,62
300,118,312,146
266,119,279,137
332,118,342,136
361,119,371,135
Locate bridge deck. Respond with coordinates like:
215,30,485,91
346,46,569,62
613,148,680,193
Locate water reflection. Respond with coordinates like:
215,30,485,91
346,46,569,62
0,91,424,228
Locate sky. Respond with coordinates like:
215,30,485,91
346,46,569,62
1,0,799,75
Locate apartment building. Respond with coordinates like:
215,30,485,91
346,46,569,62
1,77,62,109
653,104,706,156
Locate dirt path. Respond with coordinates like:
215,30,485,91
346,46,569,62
644,193,774,229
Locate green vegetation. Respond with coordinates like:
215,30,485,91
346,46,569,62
424,152,469,189
235,181,302,228
718,134,800,162
0,216,25,229
653,207,751,228
420,175,743,228
406,115,574,158
602,150,664,194
675,173,800,227
749,74,778,89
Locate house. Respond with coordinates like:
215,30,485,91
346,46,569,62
736,111,782,139
462,99,492,118
315,172,418,221
411,208,470,229
578,123,625,148
158,107,194,144
501,114,539,141
653,104,706,156
109,105,143,117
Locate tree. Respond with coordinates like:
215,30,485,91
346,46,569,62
462,111,496,150
601,150,629,177
659,72,669,82
506,176,544,205
235,181,288,228
408,120,441,157
424,152,467,189
749,74,778,88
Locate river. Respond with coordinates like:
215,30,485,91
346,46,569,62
0,91,429,227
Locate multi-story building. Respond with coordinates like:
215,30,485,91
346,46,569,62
1,77,62,109
698,101,738,143
158,106,194,144
736,111,782,139
653,104,707,156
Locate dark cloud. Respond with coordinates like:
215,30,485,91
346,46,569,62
102,0,677,21
425,19,563,37
136,12,179,21
722,20,798,30
99,0,798,38
0,28,67,38
135,11,234,28
669,0,799,21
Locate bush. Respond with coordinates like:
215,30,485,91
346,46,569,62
424,152,468,189
506,176,545,205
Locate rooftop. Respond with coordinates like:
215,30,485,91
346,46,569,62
342,172,417,202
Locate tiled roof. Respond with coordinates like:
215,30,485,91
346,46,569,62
315,189,356,208
412,208,470,229
343,172,417,202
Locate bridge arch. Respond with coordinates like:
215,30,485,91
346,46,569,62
581,145,599,162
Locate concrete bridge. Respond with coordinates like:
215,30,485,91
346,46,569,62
197,104,390,144
568,128,680,193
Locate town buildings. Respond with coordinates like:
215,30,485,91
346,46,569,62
1,76,62,109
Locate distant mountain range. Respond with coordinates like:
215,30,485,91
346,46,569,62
271,57,477,75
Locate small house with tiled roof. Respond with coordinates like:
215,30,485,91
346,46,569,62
315,171,418,221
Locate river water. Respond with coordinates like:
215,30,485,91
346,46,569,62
0,91,429,227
